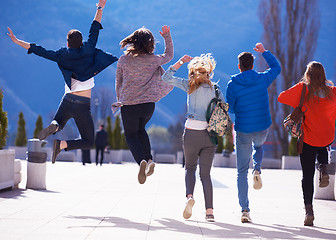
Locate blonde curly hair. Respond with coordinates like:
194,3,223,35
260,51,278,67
187,53,216,94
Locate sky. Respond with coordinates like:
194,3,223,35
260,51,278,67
0,0,335,141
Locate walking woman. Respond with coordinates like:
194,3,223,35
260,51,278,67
162,54,224,222
115,26,173,184
278,61,336,226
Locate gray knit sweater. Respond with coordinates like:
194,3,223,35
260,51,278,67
115,32,174,105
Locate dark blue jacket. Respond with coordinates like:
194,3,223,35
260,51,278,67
226,51,281,133
27,20,118,89
95,129,108,147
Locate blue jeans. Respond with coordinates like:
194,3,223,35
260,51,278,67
236,129,268,212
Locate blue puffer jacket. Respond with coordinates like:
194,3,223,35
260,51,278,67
226,51,281,133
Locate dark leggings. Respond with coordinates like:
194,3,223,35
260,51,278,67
121,103,155,165
299,142,329,205
54,94,94,151
183,129,216,210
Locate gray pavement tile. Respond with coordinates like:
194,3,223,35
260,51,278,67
0,161,335,240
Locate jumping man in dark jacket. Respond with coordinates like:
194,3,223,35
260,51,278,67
7,0,117,163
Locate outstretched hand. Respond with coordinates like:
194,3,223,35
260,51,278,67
180,55,193,63
159,25,170,36
7,27,18,43
96,0,107,9
253,43,266,53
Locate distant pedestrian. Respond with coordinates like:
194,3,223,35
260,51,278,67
6,0,117,163
95,124,108,166
82,149,91,166
162,53,224,222
278,61,336,226
226,43,281,223
114,25,174,184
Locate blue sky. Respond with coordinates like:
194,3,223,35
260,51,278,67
0,0,335,139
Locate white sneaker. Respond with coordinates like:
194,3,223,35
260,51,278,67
138,160,147,184
146,160,155,176
253,170,262,190
241,211,252,223
183,197,195,219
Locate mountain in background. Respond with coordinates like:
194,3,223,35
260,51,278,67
0,0,335,144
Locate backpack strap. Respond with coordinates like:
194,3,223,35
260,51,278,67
206,84,221,123
206,98,218,123
214,84,220,99
298,83,306,108
297,83,307,154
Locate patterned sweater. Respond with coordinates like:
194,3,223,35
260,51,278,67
115,32,174,105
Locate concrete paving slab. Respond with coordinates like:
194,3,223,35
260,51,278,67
0,161,335,240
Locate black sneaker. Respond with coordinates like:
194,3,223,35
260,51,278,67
52,140,61,164
38,123,58,140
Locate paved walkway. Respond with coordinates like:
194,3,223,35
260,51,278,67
0,161,335,240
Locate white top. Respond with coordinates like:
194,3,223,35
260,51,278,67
65,77,95,93
185,119,208,130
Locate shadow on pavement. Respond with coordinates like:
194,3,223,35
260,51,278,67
65,215,336,239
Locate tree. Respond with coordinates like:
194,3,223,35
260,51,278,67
167,115,184,153
91,87,116,128
120,133,129,149
258,0,320,156
0,89,8,149
147,125,171,153
112,115,122,149
288,136,298,156
106,115,113,149
15,112,27,146
33,115,43,139
224,124,234,154
216,135,224,153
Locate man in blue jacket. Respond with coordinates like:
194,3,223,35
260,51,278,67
226,43,281,223
7,0,117,164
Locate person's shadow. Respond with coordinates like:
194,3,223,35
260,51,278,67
65,215,336,239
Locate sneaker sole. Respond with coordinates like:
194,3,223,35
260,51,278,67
51,140,59,164
205,215,215,222
241,217,251,223
253,175,262,190
183,198,195,219
146,163,155,176
38,124,58,140
138,161,147,184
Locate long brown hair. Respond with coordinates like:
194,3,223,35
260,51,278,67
119,27,155,56
301,61,334,101
187,53,216,94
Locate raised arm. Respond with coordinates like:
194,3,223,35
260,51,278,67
254,42,281,86
172,55,193,70
88,0,107,48
162,55,193,92
7,27,59,61
94,0,107,23
7,27,30,50
157,25,174,65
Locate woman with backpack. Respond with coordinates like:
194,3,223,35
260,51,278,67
162,54,225,222
278,61,336,226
